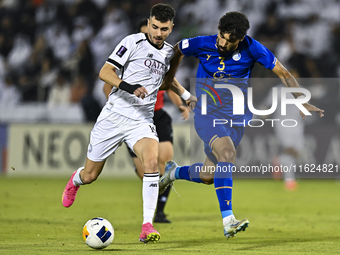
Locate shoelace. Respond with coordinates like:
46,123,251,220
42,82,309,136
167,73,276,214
65,186,78,199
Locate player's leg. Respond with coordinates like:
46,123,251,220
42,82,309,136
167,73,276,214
211,136,249,238
127,145,144,180
154,109,174,222
159,114,217,193
133,137,161,243
62,109,124,208
62,158,105,207
160,154,215,193
281,147,298,191
154,141,173,223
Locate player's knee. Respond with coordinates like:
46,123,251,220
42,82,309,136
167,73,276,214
143,157,158,173
200,171,214,184
202,178,214,185
216,148,235,163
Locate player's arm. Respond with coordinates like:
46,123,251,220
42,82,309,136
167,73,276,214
99,63,148,99
272,60,324,119
167,89,190,120
103,83,111,99
161,43,184,91
161,43,196,109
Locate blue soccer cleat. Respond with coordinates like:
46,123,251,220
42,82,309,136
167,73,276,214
159,161,178,195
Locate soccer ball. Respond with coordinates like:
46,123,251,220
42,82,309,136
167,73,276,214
82,217,114,249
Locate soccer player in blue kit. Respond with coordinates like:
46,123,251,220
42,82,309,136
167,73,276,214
159,12,324,239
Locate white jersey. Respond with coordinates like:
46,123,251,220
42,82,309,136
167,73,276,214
106,33,174,121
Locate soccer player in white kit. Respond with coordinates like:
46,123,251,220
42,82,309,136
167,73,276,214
61,3,192,243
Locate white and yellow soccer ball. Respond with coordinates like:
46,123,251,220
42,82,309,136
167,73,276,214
82,217,114,249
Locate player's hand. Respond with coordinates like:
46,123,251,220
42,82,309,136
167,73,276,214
133,87,148,99
119,81,148,99
300,103,324,119
179,105,190,120
185,95,197,111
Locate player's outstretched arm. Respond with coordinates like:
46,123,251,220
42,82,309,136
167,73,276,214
169,78,197,110
272,60,324,119
167,89,190,120
161,43,184,90
99,63,148,99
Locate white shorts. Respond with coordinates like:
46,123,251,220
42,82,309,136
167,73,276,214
87,106,158,162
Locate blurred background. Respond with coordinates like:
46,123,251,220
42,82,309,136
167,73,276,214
0,0,339,177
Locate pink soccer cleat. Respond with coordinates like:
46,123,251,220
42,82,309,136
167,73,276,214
285,180,298,191
62,171,80,207
139,223,160,243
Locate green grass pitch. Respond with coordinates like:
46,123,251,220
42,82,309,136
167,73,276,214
0,177,339,254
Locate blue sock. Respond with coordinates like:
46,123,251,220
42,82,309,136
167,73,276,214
175,163,204,183
214,162,234,218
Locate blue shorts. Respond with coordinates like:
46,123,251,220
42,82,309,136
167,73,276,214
194,114,245,164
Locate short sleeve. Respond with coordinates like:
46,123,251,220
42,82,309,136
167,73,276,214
251,38,277,70
106,35,135,70
179,36,202,57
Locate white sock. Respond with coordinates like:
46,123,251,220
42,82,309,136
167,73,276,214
73,167,84,186
142,173,159,224
169,167,177,180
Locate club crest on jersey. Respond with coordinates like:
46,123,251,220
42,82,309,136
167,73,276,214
232,51,241,61
116,46,127,58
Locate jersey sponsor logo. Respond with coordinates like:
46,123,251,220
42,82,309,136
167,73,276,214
116,46,127,58
144,59,166,76
206,54,212,61
149,183,158,187
232,50,241,61
182,39,189,49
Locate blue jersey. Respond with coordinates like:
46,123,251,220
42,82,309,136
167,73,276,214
179,34,277,125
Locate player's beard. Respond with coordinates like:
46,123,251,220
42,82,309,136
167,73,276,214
216,38,237,56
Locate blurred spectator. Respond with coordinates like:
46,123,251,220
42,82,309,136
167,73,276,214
44,23,72,63
0,0,337,124
0,15,16,58
38,54,58,101
7,34,32,70
254,13,285,52
90,1,131,72
0,74,21,107
71,16,93,48
70,75,101,121
47,69,71,108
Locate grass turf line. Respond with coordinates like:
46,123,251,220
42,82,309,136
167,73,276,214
0,177,339,254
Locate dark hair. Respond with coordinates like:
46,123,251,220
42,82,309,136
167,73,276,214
150,3,176,23
218,12,250,40
138,19,148,32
